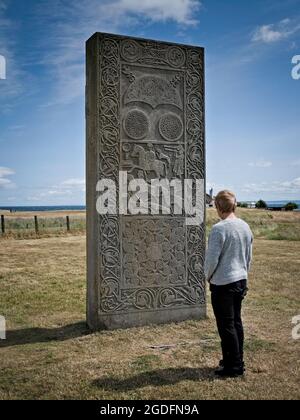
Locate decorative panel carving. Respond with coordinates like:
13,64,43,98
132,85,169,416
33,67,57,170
87,33,206,329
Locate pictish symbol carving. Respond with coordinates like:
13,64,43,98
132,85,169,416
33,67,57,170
124,75,182,110
186,48,205,180
170,74,182,88
122,143,184,181
159,113,183,142
122,219,186,288
94,35,205,317
122,65,135,83
121,39,141,62
130,143,166,179
167,46,186,68
121,39,186,68
123,109,149,140
173,145,184,177
102,66,119,86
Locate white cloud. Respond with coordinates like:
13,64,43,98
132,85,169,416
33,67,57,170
252,18,300,43
0,166,14,177
242,177,300,194
0,1,30,112
36,0,201,106
0,166,15,189
47,190,72,196
0,178,11,188
26,177,85,202
117,0,200,25
3,0,201,108
62,178,85,188
248,159,272,168
206,181,235,195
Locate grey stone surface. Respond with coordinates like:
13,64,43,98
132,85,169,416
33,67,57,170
86,33,206,330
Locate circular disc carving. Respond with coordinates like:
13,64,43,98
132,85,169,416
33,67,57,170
123,110,149,140
121,39,141,62
167,46,185,67
159,113,183,142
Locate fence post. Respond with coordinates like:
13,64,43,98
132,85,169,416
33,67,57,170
34,216,39,234
1,215,4,234
66,216,70,231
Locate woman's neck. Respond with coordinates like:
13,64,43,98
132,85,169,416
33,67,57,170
220,212,237,220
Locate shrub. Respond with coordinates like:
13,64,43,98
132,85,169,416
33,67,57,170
255,199,267,209
285,202,298,211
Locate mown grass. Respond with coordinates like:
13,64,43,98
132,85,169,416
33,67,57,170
0,223,299,399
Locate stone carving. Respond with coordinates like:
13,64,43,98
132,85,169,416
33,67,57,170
159,113,183,142
122,143,184,180
98,37,120,184
173,145,185,177
123,109,149,140
131,144,166,179
122,65,135,83
120,39,186,68
121,39,141,62
170,74,182,88
186,49,205,180
167,46,186,68
124,75,182,110
121,66,184,144
122,218,186,288
86,33,205,330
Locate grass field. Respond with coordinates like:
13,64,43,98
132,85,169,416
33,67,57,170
0,209,299,400
1,207,300,241
0,210,86,239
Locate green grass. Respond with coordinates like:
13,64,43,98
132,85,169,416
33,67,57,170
207,208,300,241
259,224,300,241
1,216,86,239
2,207,300,241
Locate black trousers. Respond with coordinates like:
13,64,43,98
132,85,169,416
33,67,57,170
210,280,248,370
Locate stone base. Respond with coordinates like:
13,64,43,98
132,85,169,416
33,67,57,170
87,305,206,331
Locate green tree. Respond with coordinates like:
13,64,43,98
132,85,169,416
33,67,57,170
255,199,267,209
285,202,298,211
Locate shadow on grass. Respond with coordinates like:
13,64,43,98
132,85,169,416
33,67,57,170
92,367,216,391
0,321,90,347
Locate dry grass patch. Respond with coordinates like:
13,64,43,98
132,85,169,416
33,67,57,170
207,208,300,241
0,230,299,399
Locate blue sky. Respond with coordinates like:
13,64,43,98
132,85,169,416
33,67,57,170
0,0,300,205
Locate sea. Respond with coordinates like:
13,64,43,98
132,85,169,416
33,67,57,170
248,200,300,209
0,205,86,212
0,201,299,212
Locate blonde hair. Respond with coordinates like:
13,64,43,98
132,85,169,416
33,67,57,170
215,190,237,213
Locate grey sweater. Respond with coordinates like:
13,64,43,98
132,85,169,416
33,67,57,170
204,217,253,285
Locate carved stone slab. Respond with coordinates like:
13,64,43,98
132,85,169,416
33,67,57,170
86,33,206,330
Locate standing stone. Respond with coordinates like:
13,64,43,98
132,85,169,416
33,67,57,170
86,33,206,330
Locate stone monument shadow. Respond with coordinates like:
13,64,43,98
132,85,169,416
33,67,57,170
0,321,90,348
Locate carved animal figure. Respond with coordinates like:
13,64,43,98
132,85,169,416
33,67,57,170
132,144,166,179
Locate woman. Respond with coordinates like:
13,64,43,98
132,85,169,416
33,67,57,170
205,190,253,378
